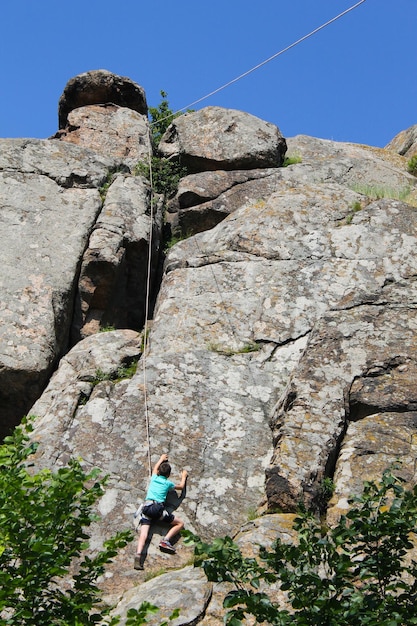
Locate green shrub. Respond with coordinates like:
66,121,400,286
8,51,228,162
148,90,181,148
0,417,132,625
134,92,191,201
282,155,302,167
344,200,363,225
407,154,417,176
184,469,417,625
90,361,138,386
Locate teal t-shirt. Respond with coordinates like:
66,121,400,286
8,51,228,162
145,474,175,503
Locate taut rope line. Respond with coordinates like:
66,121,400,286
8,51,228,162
141,130,155,477
152,0,367,126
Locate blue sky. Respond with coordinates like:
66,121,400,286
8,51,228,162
1,0,416,148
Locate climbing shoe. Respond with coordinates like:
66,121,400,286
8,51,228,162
134,554,144,570
159,539,176,554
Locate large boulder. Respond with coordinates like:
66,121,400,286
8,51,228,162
111,567,212,626
58,69,148,130
158,106,287,172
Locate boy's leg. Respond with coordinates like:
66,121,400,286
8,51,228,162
136,522,150,554
159,516,184,553
135,523,151,569
164,516,184,542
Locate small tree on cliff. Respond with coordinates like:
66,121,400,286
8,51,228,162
135,91,188,199
185,469,417,625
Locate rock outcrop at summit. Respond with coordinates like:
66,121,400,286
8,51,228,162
58,69,148,129
56,70,151,169
1,70,417,621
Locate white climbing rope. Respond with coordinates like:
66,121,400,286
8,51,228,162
141,130,155,477
152,0,367,126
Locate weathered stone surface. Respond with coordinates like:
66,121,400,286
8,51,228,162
170,170,282,235
327,411,417,524
386,124,417,158
167,134,417,236
235,513,298,557
285,135,416,194
266,306,417,512
173,169,278,210
111,566,212,626
30,330,143,448
0,133,159,437
158,106,287,172
57,104,151,169
28,330,168,599
350,360,417,419
0,141,106,436
0,137,115,187
72,173,163,340
58,69,147,129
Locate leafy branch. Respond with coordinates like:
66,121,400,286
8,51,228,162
185,469,417,625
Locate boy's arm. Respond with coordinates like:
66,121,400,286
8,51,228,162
152,453,168,475
174,470,188,491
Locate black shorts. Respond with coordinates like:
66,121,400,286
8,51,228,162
141,501,174,526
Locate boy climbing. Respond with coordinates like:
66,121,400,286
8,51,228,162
134,453,188,570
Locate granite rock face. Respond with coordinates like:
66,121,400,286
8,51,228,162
2,71,417,622
0,139,107,437
0,74,160,437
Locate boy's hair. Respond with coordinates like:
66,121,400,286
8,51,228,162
158,461,171,478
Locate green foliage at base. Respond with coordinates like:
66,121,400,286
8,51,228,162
0,417,133,625
184,469,417,625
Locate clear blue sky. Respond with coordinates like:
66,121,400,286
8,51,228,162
1,0,416,148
